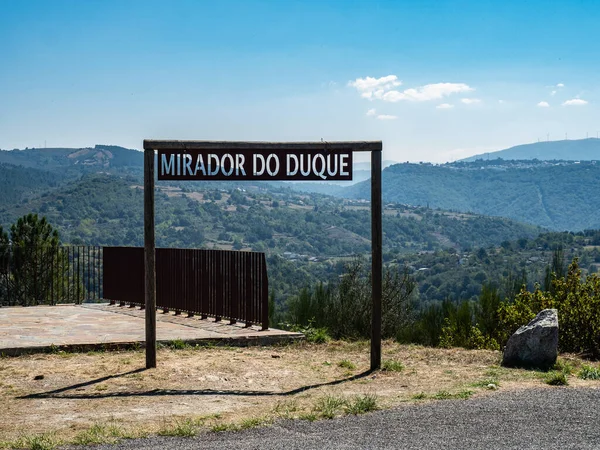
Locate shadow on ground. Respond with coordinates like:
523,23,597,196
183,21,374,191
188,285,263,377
19,368,375,400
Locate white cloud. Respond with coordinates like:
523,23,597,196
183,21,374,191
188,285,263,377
550,90,557,96
562,98,588,106
349,75,473,102
376,114,398,120
384,83,473,102
498,100,505,104
537,101,550,107
556,83,565,88
366,108,376,116
436,103,454,109
348,75,402,100
461,98,481,104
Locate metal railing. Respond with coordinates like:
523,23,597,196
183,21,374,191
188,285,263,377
103,247,269,329
0,246,103,306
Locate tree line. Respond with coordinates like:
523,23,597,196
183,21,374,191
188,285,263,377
279,247,600,358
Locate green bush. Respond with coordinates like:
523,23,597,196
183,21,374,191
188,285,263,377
545,371,568,386
284,259,415,340
499,259,600,357
437,300,500,350
578,365,600,380
285,320,331,344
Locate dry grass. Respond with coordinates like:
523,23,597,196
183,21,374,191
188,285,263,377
0,341,593,447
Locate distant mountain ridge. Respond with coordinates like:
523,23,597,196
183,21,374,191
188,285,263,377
344,159,600,231
0,145,142,171
461,138,600,162
3,143,600,232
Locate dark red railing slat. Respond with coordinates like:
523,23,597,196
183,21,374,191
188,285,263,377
101,247,268,328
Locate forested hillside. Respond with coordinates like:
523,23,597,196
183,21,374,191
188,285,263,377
3,144,600,305
0,163,62,205
462,138,600,162
344,159,600,231
4,145,600,231
0,174,541,254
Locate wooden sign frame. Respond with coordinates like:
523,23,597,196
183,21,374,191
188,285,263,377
142,140,383,371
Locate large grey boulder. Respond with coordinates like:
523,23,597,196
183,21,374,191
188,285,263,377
502,309,558,370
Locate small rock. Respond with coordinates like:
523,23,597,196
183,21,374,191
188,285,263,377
34,375,44,380
271,354,281,358
486,383,497,390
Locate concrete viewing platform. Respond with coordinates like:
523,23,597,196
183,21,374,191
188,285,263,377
0,303,303,355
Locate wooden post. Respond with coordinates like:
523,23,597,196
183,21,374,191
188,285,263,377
144,148,157,369
371,148,382,371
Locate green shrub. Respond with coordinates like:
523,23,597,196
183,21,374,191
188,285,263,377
439,319,499,350
284,320,331,344
306,327,331,344
167,339,187,350
499,259,600,357
545,371,568,386
284,259,415,340
553,359,574,375
578,365,600,380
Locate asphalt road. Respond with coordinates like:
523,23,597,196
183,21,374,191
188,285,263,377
89,387,600,450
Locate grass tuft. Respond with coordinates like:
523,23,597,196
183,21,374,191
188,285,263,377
210,423,239,433
73,424,124,445
545,371,568,386
272,399,299,418
345,394,378,415
471,378,500,388
381,360,404,372
158,419,197,437
411,392,427,400
553,359,575,375
299,412,318,422
578,365,600,380
239,417,268,430
167,339,187,350
314,395,347,419
19,433,59,450
337,359,357,370
433,390,474,400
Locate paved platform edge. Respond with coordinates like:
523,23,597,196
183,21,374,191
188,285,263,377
0,334,305,357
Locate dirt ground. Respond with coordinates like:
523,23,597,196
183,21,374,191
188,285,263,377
0,341,597,447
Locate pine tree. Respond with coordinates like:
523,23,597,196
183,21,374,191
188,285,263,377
9,214,63,306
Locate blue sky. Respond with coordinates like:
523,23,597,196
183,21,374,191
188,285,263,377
1,0,599,162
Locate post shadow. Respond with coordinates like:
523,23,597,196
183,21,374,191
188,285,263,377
19,368,375,400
